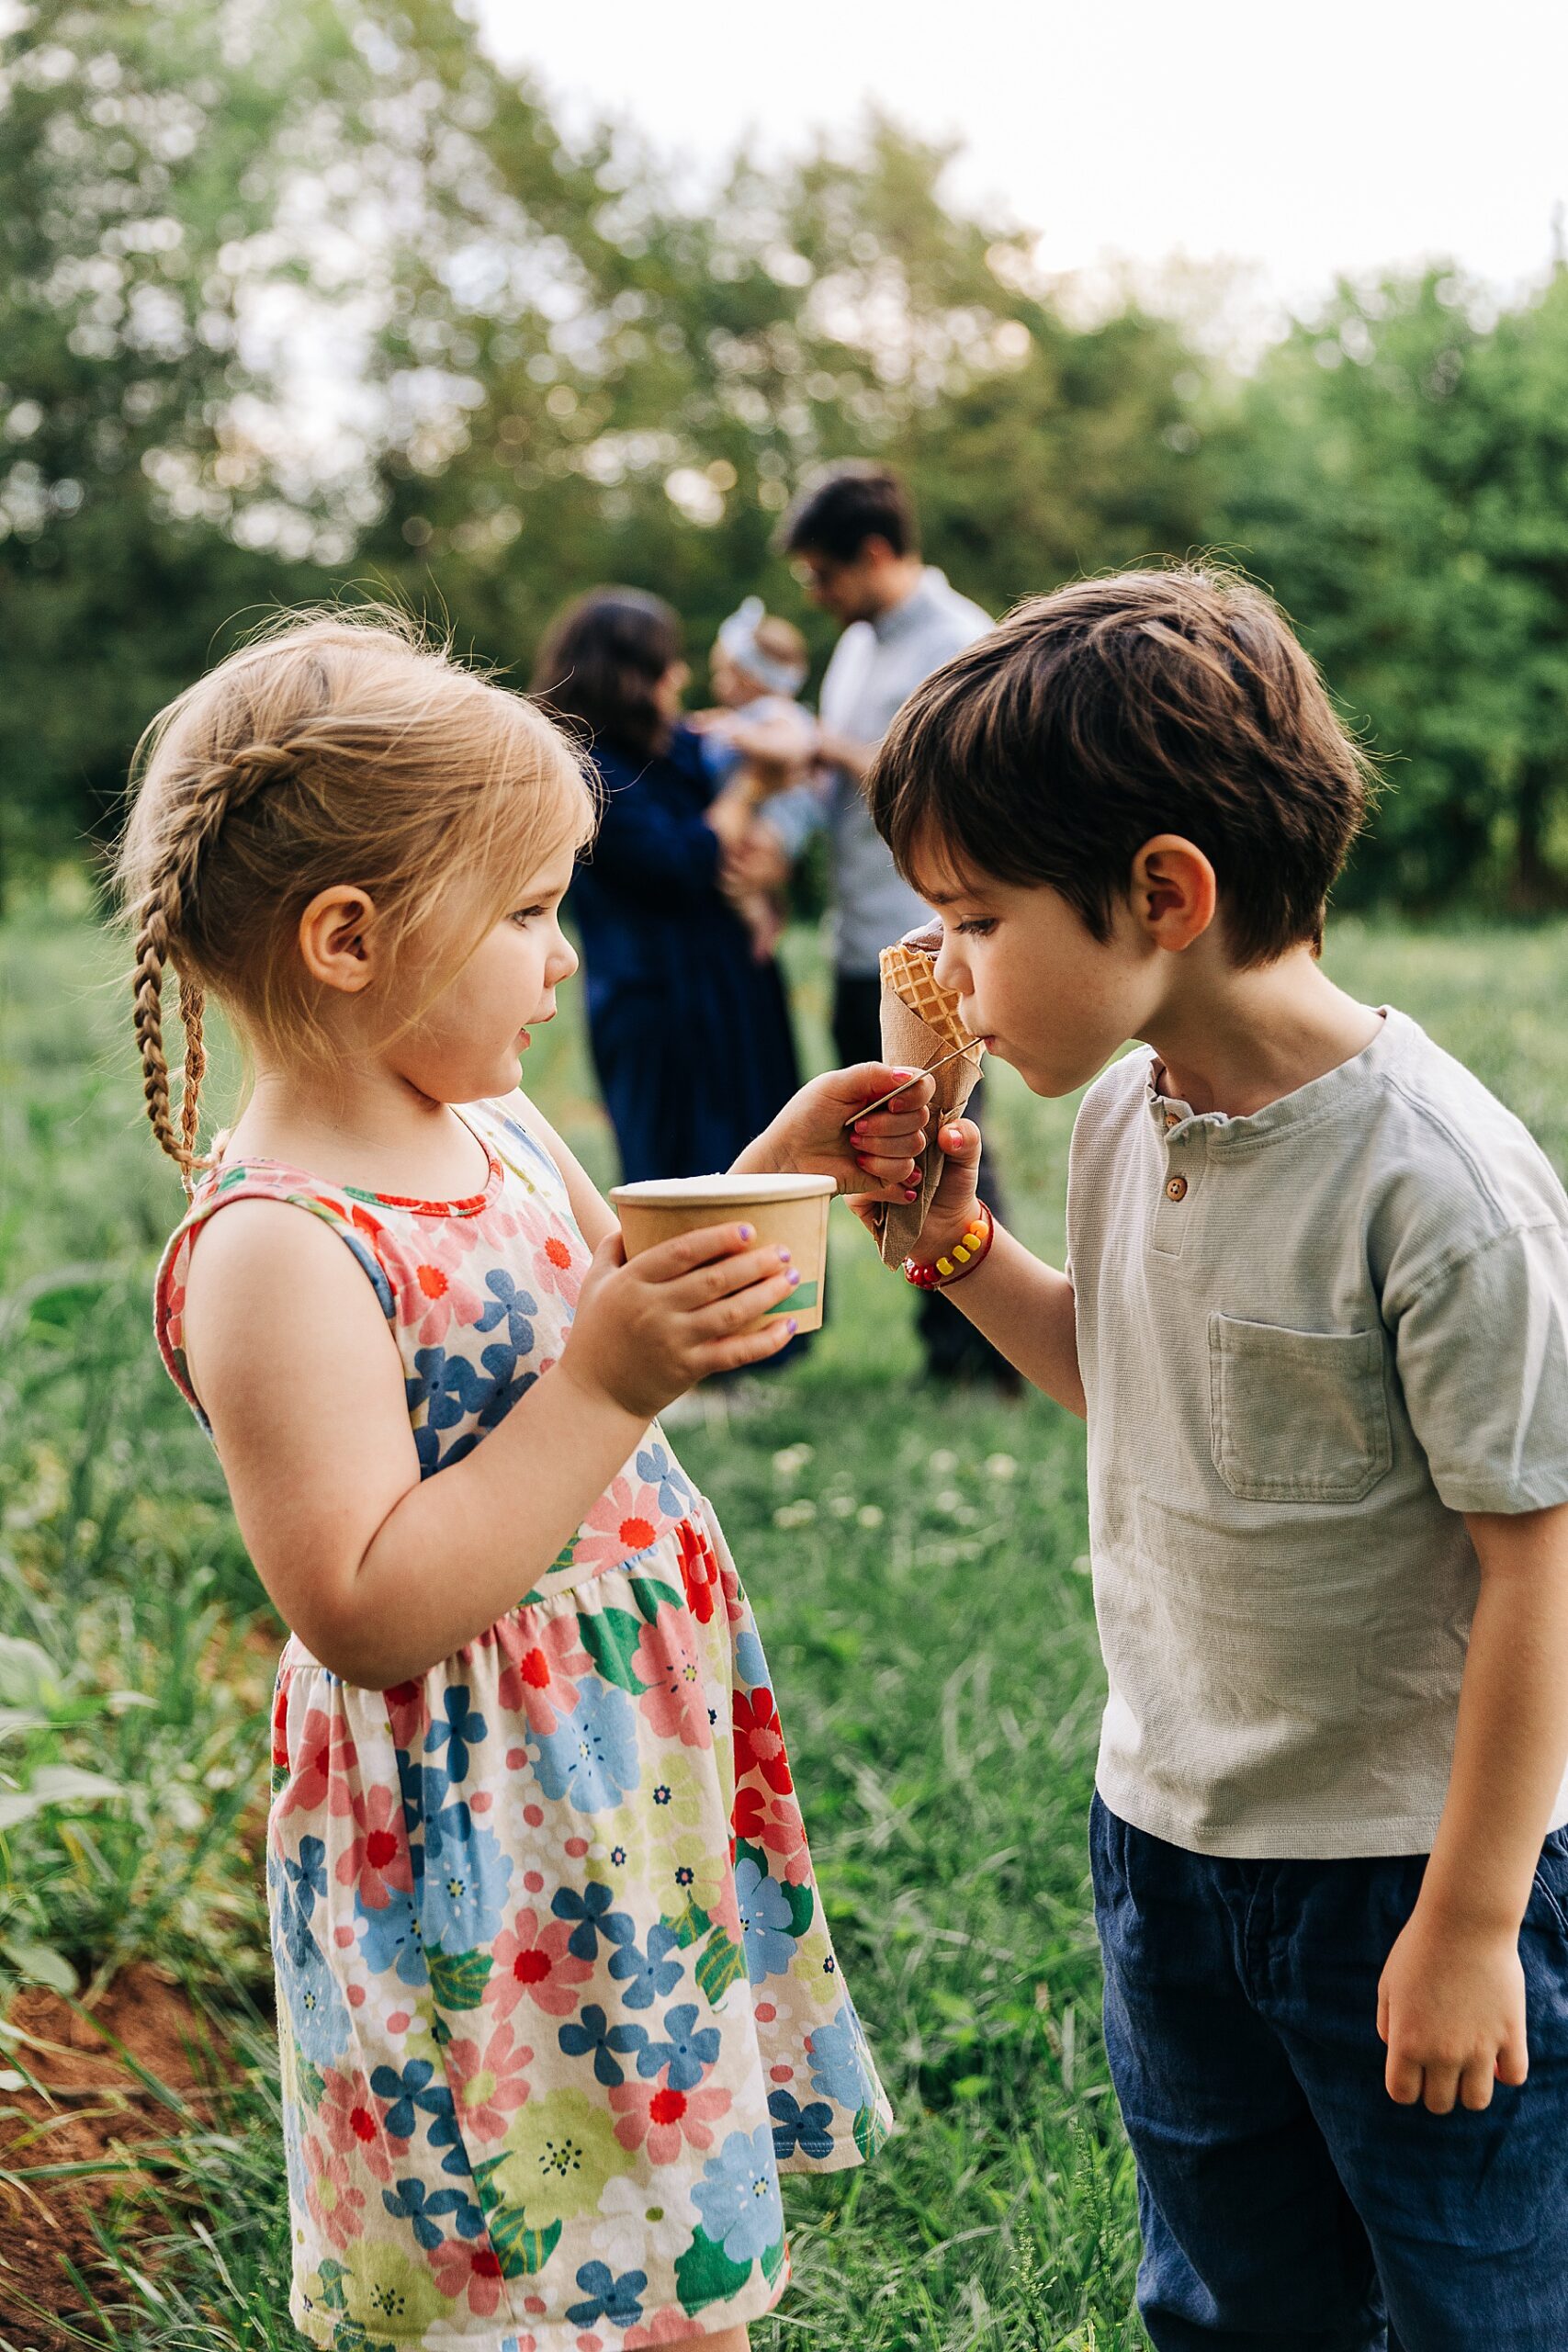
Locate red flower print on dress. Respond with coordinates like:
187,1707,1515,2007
334,1784,414,1910
493,1611,592,1737
484,1904,593,2021
272,1682,290,1772
733,1786,811,1884
301,2129,367,2253
316,2065,408,2182
571,1476,669,1574
430,2236,508,2318
632,1606,711,1749
532,1224,583,1309
276,1705,359,1818
607,2071,731,2164
733,1688,794,1796
675,1521,720,1626
625,2311,700,2348
446,2017,534,2143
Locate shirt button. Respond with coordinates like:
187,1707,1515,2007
1166,1174,1189,1202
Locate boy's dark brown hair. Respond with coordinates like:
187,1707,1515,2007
868,565,1373,966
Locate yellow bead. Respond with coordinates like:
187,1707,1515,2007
953,1242,971,1263
936,1256,953,1277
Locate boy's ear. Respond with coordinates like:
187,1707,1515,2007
1130,835,1217,953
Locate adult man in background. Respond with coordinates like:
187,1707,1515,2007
756,459,1015,1389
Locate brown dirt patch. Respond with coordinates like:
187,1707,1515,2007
0,1962,240,2348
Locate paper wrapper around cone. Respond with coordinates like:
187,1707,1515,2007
876,987,984,1264
610,1176,832,1333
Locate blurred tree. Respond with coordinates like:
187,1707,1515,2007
1209,266,1568,910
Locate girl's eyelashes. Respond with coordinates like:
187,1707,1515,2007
955,916,997,938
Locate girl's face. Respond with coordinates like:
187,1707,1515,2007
392,838,580,1105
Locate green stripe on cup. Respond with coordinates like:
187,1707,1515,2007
765,1283,818,1316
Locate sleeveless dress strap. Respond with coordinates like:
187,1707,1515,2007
153,1161,395,1433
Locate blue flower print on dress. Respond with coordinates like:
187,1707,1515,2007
557,2002,646,2087
693,2123,784,2264
421,1815,513,1953
370,2060,466,2176
734,1855,796,1984
768,2089,835,2162
607,1919,683,2011
733,1628,769,1693
475,1269,537,1352
637,2002,720,2092
382,2177,486,2251
634,1442,693,1520
551,1882,636,1963
528,1675,639,1813
424,1688,487,1784
567,2262,648,2329
355,1885,428,1988
280,1934,353,2067
807,2003,876,2112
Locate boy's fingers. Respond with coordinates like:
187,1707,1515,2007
1458,2056,1496,2111
1421,2064,1460,2115
1385,2048,1424,2105
1375,1983,1390,2045
1495,2035,1529,2088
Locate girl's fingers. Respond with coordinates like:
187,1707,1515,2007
1495,2033,1529,2088
1421,2064,1461,2116
689,1267,800,1338
1384,2047,1424,2105
663,1241,795,1308
1458,2056,1496,2111
699,1314,799,1375
631,1220,760,1284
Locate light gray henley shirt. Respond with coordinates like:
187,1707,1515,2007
1067,1006,1568,1860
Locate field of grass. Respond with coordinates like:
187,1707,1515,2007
5,888,1568,2350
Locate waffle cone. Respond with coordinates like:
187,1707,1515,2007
875,945,984,1263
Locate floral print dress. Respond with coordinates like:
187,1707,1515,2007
154,1095,891,2351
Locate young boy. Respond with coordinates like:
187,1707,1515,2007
862,567,1568,2347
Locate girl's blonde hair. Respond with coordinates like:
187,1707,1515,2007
115,605,596,1193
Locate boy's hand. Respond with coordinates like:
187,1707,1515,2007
848,1114,984,1251
563,1224,802,1418
732,1065,934,1204
1377,1901,1529,2112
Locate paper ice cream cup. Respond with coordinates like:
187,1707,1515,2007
609,1172,834,1334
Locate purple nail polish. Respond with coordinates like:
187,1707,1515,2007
777,1245,793,1261
787,1269,801,1287
785,1317,798,1336
739,1225,754,1241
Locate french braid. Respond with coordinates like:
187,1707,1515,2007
130,742,299,1191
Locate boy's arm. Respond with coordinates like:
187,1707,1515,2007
852,1114,1085,1419
1378,1500,1568,2112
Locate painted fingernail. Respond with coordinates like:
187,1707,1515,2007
739,1225,755,1240
786,1318,798,1336
777,1245,793,1261
854,1152,873,1170
903,1187,919,1202
787,1269,801,1287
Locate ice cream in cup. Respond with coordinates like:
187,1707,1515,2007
609,1172,835,1334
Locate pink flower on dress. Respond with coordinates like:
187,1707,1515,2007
632,1606,711,1748
571,1476,667,1575
380,1679,427,1753
302,2128,367,2252
446,2017,534,2143
733,1785,811,1883
533,1225,583,1309
626,2312,699,2348
607,2071,731,2164
395,1255,486,1345
334,1783,414,1910
493,1611,592,1736
430,2237,509,2317
276,1704,359,1818
484,1904,593,2021
316,2066,409,2182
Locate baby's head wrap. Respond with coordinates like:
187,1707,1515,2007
716,596,808,696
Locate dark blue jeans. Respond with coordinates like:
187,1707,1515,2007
1089,1792,1568,2350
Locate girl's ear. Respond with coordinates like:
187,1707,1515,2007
1131,834,1217,953
298,886,378,994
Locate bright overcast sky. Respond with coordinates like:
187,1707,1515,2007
475,0,1567,349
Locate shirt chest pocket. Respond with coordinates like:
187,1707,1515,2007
1208,1313,1393,1503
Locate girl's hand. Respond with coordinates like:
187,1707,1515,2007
848,1114,984,1251
733,1064,934,1204
1377,1901,1529,2112
561,1223,803,1419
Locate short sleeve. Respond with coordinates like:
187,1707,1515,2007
1393,1221,1568,1513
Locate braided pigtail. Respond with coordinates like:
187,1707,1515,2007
177,973,208,1180
131,883,194,1188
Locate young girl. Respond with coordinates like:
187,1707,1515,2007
120,611,931,2351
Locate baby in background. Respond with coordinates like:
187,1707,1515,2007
694,597,818,962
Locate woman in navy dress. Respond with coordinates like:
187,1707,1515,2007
532,588,803,1183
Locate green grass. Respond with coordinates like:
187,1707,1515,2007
5,892,1568,2347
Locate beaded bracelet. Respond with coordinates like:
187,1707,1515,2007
902,1202,995,1291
